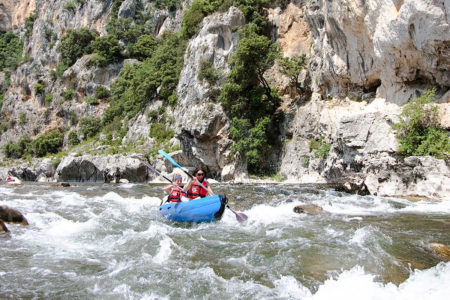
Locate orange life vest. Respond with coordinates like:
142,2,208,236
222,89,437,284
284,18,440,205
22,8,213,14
187,180,208,199
167,186,186,202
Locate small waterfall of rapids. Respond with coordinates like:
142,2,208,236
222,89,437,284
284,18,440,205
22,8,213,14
1,182,449,299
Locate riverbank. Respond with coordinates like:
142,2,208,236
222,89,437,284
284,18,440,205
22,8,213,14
1,152,449,201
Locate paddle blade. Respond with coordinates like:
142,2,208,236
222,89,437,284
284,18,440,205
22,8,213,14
158,150,181,169
227,205,248,222
235,212,248,222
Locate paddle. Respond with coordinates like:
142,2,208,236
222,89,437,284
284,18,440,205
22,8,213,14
158,150,248,222
132,156,183,205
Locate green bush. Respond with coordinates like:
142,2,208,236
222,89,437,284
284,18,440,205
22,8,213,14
79,117,102,139
45,93,53,105
150,123,174,144
57,28,97,67
24,14,36,38
279,54,307,91
0,32,23,71
70,112,78,125
4,134,32,158
315,142,331,159
103,32,185,127
61,89,74,101
394,89,449,159
90,35,122,67
32,129,64,157
19,113,26,125
63,1,76,11
68,130,80,146
95,85,110,100
131,34,157,61
34,82,45,95
84,95,99,105
198,59,220,85
219,24,280,172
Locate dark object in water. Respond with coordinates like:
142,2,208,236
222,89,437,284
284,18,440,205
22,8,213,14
0,205,29,225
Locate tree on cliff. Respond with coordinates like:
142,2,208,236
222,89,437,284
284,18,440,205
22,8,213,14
219,24,280,173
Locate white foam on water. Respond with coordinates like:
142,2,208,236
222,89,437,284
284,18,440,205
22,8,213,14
242,202,302,226
305,262,450,300
273,275,312,298
317,192,450,216
152,237,173,264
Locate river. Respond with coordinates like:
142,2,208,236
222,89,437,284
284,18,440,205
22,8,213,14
1,182,449,299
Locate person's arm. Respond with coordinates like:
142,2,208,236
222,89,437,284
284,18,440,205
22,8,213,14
206,181,214,195
162,184,172,192
183,179,193,193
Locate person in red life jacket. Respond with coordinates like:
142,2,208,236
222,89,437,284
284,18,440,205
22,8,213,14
162,174,186,203
183,168,214,199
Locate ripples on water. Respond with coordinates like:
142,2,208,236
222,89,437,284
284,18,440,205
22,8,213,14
1,183,449,299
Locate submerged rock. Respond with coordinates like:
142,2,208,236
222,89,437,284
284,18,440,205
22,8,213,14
293,204,324,214
427,243,450,262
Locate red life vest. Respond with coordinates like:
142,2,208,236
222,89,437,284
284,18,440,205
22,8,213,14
187,180,209,199
167,186,186,202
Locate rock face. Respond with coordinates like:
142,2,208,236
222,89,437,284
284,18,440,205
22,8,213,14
55,155,149,182
0,1,448,199
174,7,247,180
305,0,450,104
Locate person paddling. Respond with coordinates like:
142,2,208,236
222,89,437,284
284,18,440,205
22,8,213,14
162,174,186,202
183,168,214,199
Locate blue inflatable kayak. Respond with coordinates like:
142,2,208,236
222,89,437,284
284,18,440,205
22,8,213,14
159,194,228,222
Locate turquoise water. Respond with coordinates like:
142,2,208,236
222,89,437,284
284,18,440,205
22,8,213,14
1,183,449,299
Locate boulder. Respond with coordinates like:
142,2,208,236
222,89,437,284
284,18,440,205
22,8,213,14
293,204,324,214
426,243,450,262
329,173,369,195
0,205,28,225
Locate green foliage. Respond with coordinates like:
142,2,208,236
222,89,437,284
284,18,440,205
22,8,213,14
34,82,45,95
4,134,31,158
154,0,183,11
79,117,102,140
68,130,80,146
103,32,185,127
70,112,78,125
149,123,174,144
95,85,110,100
32,129,64,157
198,59,220,85
45,93,53,105
25,14,36,38
301,156,310,167
19,113,26,125
131,34,157,61
0,32,23,71
57,28,97,67
279,54,307,91
63,1,76,11
84,95,99,105
61,89,74,101
90,35,122,67
315,142,331,159
309,138,321,151
219,24,280,172
181,0,222,39
394,89,449,159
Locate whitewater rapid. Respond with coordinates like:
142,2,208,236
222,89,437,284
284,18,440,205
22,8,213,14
1,183,449,299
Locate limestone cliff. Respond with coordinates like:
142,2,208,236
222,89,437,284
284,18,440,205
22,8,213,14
0,0,448,199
